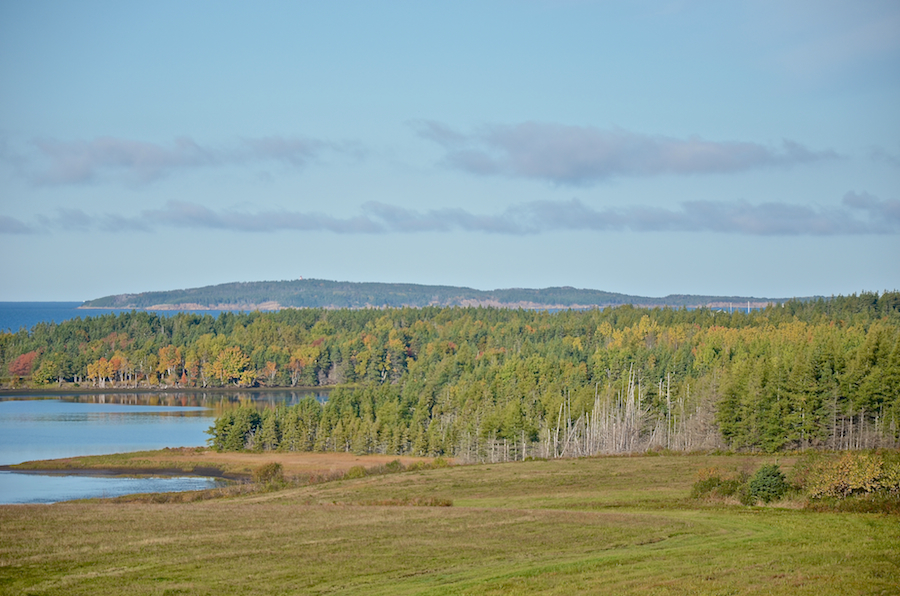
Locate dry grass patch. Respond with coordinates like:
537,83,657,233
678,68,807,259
149,449,434,477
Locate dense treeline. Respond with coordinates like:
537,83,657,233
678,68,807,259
3,292,899,457
82,278,784,309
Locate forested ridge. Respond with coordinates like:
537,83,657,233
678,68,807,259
82,278,787,310
3,292,899,458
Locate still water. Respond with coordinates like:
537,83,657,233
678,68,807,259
0,391,325,504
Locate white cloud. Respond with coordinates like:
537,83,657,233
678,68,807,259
7,193,897,237
13,135,333,185
774,1,900,79
415,121,839,185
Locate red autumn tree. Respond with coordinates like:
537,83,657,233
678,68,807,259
9,351,39,377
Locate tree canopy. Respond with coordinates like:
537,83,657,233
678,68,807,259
3,292,898,458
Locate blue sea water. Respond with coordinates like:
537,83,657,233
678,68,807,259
0,301,250,333
0,302,104,332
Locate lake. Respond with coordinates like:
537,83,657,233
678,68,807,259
0,391,326,504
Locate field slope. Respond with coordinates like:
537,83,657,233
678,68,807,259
1,453,897,595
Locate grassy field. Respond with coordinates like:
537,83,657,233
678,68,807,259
1,453,898,595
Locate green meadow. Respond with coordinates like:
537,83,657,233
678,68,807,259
1,454,898,595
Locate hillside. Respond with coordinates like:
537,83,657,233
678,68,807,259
80,278,789,310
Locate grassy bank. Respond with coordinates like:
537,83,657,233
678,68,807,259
1,454,898,595
6,448,434,479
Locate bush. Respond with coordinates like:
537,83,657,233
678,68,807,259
747,464,790,504
345,465,367,479
384,459,405,473
690,467,748,500
803,451,900,498
252,462,284,485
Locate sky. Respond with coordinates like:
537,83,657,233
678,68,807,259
1,0,898,301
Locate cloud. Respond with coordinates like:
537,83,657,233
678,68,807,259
774,3,900,80
0,215,34,234
843,191,900,227
19,135,331,185
140,201,384,234
868,146,900,168
6,193,896,237
415,121,840,185
35,208,96,231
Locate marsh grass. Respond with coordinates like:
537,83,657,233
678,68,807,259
8,448,436,479
2,453,898,595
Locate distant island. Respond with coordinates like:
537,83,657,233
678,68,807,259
81,278,794,311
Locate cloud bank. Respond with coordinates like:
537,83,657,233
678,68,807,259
415,121,839,185
17,135,332,185
9,193,897,237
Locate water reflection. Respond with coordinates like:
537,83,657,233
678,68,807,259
1,388,330,414
0,471,225,504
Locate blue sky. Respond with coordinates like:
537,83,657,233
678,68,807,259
1,0,898,301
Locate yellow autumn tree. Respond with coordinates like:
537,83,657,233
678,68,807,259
212,346,251,386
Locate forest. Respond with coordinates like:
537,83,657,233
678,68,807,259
3,292,899,459
81,278,782,310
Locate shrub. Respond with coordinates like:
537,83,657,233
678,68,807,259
252,462,284,485
881,455,900,495
803,451,900,498
345,465,367,479
747,464,790,504
384,459,405,473
690,467,748,500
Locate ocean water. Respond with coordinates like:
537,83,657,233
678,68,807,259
0,301,249,333
0,302,107,332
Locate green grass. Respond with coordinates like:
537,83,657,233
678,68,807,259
1,454,898,595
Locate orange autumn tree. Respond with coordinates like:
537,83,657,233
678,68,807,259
157,345,183,385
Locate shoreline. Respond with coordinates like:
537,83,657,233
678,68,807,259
0,385,330,397
1,449,436,481
0,464,242,480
